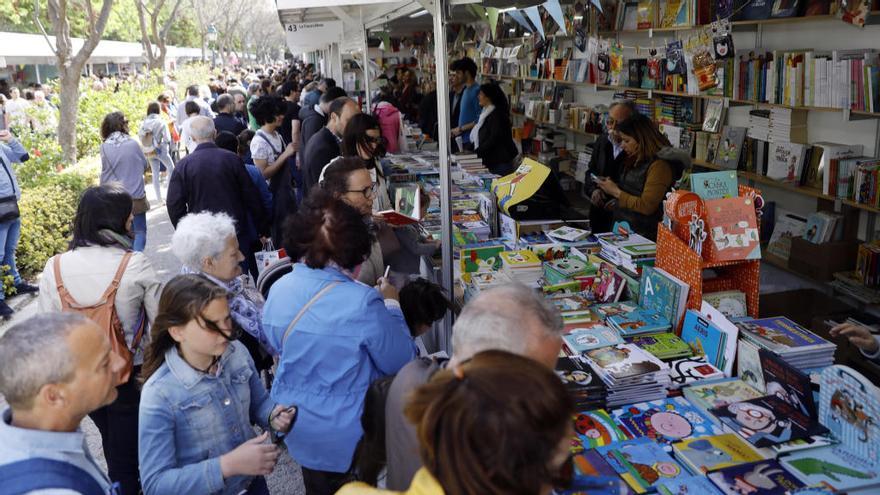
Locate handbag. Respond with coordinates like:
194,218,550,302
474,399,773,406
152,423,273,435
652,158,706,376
0,196,20,222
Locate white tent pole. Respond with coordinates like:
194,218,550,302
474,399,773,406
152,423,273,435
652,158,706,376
363,27,371,111
431,0,453,349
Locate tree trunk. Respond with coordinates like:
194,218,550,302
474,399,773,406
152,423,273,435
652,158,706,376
57,68,80,165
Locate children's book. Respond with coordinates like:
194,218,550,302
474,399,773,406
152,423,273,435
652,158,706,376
608,307,672,337
595,262,628,303
596,437,688,493
704,196,761,263
627,333,692,360
669,356,724,389
703,290,748,319
611,396,724,447
736,339,767,393
563,325,623,354
639,266,689,330
736,317,836,355
544,257,594,285
658,0,690,27
552,293,594,314
592,301,640,321
707,460,804,495
459,244,505,273
703,98,726,133
548,225,590,242
691,171,739,200
766,142,807,184
377,185,421,225
711,395,827,448
766,211,807,261
584,343,667,384
672,433,766,474
567,448,630,495
680,310,727,370
759,349,817,417
683,378,764,425
716,127,747,170
699,301,740,377
572,409,629,450
499,249,542,267
657,475,723,495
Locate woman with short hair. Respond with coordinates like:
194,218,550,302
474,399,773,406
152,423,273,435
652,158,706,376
263,190,416,495
38,183,162,495
99,111,150,251
338,350,575,495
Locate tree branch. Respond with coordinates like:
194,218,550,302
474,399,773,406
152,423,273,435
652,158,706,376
32,0,60,58
72,0,115,69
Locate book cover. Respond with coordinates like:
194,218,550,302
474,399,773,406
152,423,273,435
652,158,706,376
555,356,605,392
572,409,629,450
611,397,724,446
738,0,775,20
770,0,803,18
548,225,590,242
638,266,683,328
703,99,726,133
673,433,766,474
780,447,880,492
657,475,724,495
691,171,740,199
553,293,594,314
636,0,655,29
716,127,747,170
568,448,630,494
459,245,505,273
707,460,804,495
659,0,690,27
628,332,692,360
736,317,834,354
766,142,807,183
563,325,623,354
545,257,592,278
711,395,827,448
766,211,807,261
704,196,761,262
584,343,666,382
394,185,420,220
703,290,748,319
759,349,817,417
839,0,870,27
608,307,672,336
737,339,767,393
499,249,542,267
818,364,880,464
596,437,688,493
699,301,740,377
680,310,727,369
669,356,724,389
801,212,829,244
683,378,765,423
592,301,640,320
596,262,628,303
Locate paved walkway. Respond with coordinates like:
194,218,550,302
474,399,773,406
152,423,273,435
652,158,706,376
1,179,305,494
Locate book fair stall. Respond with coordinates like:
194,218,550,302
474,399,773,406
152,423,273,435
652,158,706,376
276,0,880,493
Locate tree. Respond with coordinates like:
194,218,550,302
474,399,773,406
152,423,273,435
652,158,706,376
134,0,184,71
34,0,115,164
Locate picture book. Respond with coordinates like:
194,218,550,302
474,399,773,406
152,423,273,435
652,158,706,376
459,244,505,273
691,171,739,200
544,257,594,285
499,249,542,268
672,433,766,474
555,356,605,393
567,449,630,495
716,127,747,170
766,142,807,184
759,349,817,417
766,211,807,261
657,475,723,495
707,460,804,495
592,301,640,320
551,293,594,314
636,0,654,29
736,339,767,393
736,317,835,355
703,290,748,319
611,397,724,447
608,307,672,337
571,409,629,450
680,310,727,370
770,0,803,18
699,301,740,377
563,325,623,354
683,378,764,424
596,437,688,493
627,332,692,360
704,196,761,263
548,225,590,242
596,262,627,303
377,185,421,225
491,159,552,216
584,343,667,383
801,212,830,244
780,448,880,493
839,0,870,27
703,99,726,133
639,266,689,330
737,0,775,20
668,356,724,389
658,0,690,27
711,395,827,448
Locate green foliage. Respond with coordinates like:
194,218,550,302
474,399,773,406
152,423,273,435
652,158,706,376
0,265,14,297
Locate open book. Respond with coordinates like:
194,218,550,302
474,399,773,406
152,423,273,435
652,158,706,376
377,185,421,226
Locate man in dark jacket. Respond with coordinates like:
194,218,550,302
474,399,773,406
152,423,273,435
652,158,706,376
584,99,636,233
298,86,347,153
301,97,360,193
213,94,247,136
167,116,268,268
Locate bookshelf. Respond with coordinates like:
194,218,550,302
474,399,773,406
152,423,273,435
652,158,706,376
511,110,600,139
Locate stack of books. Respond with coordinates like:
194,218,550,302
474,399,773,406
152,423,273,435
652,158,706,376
583,343,670,406
450,153,487,174
606,306,672,337
610,396,725,448
747,109,771,141
667,355,724,389
549,293,600,326
499,250,543,285
462,270,515,301
736,317,837,370
673,433,766,475
561,324,623,356
596,232,657,275
627,332,692,361
543,257,594,285
554,356,608,411
680,309,738,374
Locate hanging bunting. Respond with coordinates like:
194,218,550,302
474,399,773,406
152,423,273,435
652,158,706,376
468,4,486,22
590,0,603,13
507,10,534,34
543,0,568,36
486,7,501,39
380,32,392,52
524,6,545,39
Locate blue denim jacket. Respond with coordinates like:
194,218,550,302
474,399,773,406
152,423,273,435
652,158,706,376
264,264,417,472
138,341,276,495
0,138,27,200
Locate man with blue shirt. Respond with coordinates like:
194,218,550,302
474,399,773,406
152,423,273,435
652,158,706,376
450,58,481,148
0,313,126,493
0,129,38,317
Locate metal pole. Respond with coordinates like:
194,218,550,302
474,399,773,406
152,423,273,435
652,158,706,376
432,0,453,351
363,27,372,111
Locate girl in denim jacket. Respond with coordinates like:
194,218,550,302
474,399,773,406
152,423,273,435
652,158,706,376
138,275,296,495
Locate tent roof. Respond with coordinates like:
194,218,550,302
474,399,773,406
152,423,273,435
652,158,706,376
0,31,202,65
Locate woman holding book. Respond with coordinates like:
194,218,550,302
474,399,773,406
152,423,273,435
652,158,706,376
337,350,575,495
471,83,519,176
594,113,690,240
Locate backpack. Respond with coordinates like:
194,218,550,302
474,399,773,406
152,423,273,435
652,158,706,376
53,252,146,386
0,458,114,495
138,122,158,157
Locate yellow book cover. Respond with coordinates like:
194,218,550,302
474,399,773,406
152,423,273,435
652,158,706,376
672,433,765,473
499,250,542,268
491,158,551,216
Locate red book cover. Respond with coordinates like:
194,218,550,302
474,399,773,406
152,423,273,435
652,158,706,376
377,210,419,226
703,197,761,263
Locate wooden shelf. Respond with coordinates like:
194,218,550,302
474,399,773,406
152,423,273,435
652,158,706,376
511,111,599,138
598,14,840,37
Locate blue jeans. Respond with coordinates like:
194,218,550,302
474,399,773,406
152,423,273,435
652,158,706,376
132,213,147,252
0,218,22,301
150,147,175,201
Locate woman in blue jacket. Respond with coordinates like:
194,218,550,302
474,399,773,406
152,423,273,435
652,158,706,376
263,189,417,495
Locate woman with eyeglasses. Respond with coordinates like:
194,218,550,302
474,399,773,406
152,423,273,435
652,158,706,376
263,189,416,495
138,274,296,495
342,113,391,212
99,111,151,251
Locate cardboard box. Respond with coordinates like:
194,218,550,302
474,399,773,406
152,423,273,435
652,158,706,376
788,238,859,282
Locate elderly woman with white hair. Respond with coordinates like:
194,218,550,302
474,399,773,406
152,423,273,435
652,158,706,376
170,211,276,372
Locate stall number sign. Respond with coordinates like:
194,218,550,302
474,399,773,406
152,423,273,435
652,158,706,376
285,21,343,49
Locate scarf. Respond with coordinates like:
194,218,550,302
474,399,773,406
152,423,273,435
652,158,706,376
97,228,133,250
103,131,130,148
469,104,495,149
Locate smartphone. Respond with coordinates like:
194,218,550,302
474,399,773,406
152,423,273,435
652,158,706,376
590,173,600,182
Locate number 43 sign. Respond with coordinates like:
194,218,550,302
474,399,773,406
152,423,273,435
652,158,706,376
285,21,343,50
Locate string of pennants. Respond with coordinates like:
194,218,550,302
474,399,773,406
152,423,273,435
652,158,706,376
467,0,579,40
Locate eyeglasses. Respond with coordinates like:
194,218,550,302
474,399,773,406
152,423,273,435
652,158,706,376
346,183,377,199
365,135,387,145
